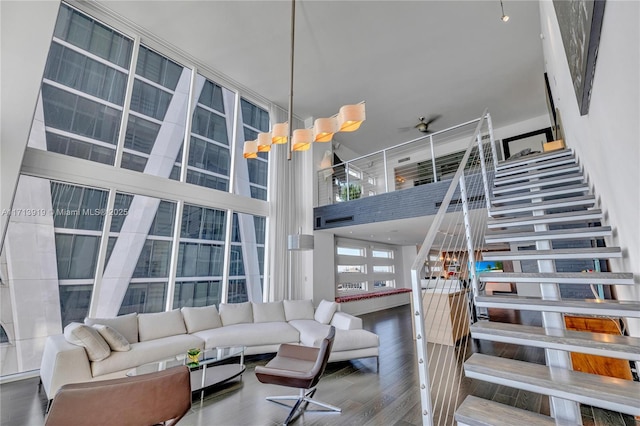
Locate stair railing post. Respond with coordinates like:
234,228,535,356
410,268,434,426
476,134,492,213
486,112,498,171
460,172,483,322
345,163,350,201
430,135,437,183
383,149,389,194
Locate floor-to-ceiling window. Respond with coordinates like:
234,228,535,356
1,2,270,376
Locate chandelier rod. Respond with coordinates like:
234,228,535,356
287,0,296,161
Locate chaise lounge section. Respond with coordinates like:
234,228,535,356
40,299,379,400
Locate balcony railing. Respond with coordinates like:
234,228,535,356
317,113,499,206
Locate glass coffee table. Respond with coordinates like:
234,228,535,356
127,346,245,398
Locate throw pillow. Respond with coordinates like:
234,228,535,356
181,305,222,334
252,301,285,323
314,299,339,324
64,322,111,362
283,299,315,321
138,309,187,342
85,312,139,343
93,324,130,352
219,302,253,326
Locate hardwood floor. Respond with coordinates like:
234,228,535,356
1,305,637,425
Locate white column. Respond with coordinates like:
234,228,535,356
5,176,61,372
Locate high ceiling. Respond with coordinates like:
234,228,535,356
97,0,548,159
93,0,548,246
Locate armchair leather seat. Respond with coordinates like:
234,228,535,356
255,326,340,425
44,365,191,426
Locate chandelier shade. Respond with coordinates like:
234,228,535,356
337,103,366,132
313,117,338,142
243,140,258,158
257,132,272,152
271,122,289,144
291,128,312,152
242,0,365,161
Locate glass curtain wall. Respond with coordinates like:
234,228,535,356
1,3,271,376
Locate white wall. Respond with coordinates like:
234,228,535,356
312,231,336,304
0,1,60,249
401,245,418,288
539,0,640,335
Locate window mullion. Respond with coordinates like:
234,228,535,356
164,199,183,312
87,187,116,317
114,35,141,169
220,209,234,303
179,65,198,183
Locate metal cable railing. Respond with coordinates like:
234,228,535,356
409,110,497,425
317,117,495,206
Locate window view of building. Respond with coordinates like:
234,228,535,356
1,3,269,375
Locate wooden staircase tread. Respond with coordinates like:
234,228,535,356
455,396,563,426
481,247,622,261
497,149,573,171
491,183,590,204
464,354,640,416
494,156,577,178
477,271,634,285
470,321,640,360
492,173,584,194
489,195,595,215
494,163,581,186
487,209,602,228
485,226,612,244
475,296,640,317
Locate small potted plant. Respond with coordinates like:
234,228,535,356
187,348,201,367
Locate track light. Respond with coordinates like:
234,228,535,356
500,0,509,22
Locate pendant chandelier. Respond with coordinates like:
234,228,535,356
243,0,365,160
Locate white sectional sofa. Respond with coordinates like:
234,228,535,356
40,299,379,400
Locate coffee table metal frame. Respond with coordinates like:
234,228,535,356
127,346,245,399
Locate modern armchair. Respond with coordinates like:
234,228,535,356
44,365,191,426
255,325,340,425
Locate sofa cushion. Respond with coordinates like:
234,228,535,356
138,309,186,342
314,299,338,324
93,324,130,352
85,312,139,343
332,329,380,352
64,323,111,362
219,302,253,326
193,322,299,349
181,305,222,334
288,319,331,347
252,301,285,323
91,334,204,377
283,299,314,321
289,319,378,351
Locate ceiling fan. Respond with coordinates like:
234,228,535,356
398,115,442,134
414,115,441,133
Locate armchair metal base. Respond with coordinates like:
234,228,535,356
266,387,341,425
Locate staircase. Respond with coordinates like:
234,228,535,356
454,149,640,425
